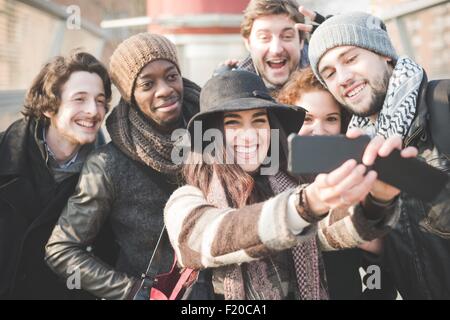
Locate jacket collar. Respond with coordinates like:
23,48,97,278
405,72,429,144
0,118,31,177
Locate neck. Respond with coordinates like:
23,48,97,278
369,113,379,124
45,125,81,163
150,116,182,135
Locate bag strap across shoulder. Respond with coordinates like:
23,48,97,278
132,225,167,300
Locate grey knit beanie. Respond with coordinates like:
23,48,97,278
109,33,180,103
308,12,398,86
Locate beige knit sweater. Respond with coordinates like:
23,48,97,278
164,185,400,270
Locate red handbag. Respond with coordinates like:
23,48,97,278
150,255,196,300
132,226,197,300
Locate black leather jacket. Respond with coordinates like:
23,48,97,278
381,76,450,299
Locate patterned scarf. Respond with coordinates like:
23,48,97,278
106,78,199,177
349,56,423,139
207,170,328,300
269,172,329,300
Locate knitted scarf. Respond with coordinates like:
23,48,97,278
106,78,200,176
207,170,328,300
348,56,423,139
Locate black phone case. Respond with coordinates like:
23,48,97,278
288,134,449,202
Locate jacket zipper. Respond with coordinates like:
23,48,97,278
404,127,424,147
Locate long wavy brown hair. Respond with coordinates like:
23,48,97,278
183,110,290,208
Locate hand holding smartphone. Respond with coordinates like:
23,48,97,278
288,134,448,202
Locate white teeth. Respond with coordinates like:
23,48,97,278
76,120,95,128
347,84,366,97
236,145,257,153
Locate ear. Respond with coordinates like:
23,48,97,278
43,111,54,119
243,37,251,52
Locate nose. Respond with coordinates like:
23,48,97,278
269,37,283,55
237,128,259,145
311,121,328,136
83,97,99,116
155,80,174,98
337,67,353,87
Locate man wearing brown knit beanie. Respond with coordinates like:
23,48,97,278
45,33,201,299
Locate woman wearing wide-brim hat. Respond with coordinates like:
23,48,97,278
164,70,402,300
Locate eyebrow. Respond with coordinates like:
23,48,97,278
252,111,268,118
223,113,241,119
319,47,358,75
255,27,295,34
70,91,105,98
223,111,267,119
138,65,177,80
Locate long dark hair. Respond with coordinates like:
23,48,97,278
183,110,290,208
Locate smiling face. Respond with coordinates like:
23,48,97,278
223,109,271,173
244,14,303,88
133,59,183,132
318,46,393,119
44,71,106,146
297,90,342,136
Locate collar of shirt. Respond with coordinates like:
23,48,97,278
42,126,79,169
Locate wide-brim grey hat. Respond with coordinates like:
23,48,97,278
187,70,305,138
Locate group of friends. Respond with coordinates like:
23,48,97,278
1,0,449,300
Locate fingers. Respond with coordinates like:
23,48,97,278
298,6,316,20
362,136,385,166
400,146,419,158
227,59,239,67
295,23,313,33
361,134,418,167
312,167,377,209
346,128,366,139
217,59,239,68
314,159,356,188
346,170,378,203
377,135,403,157
319,164,367,201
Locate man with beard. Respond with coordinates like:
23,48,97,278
214,0,316,95
45,33,200,299
308,12,450,299
0,51,111,299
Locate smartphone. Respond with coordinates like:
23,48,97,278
288,134,449,202
288,134,370,175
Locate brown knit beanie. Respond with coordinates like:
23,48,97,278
109,33,180,103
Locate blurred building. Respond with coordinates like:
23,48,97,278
1,0,449,131
375,0,450,79
146,0,248,86
0,0,146,130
